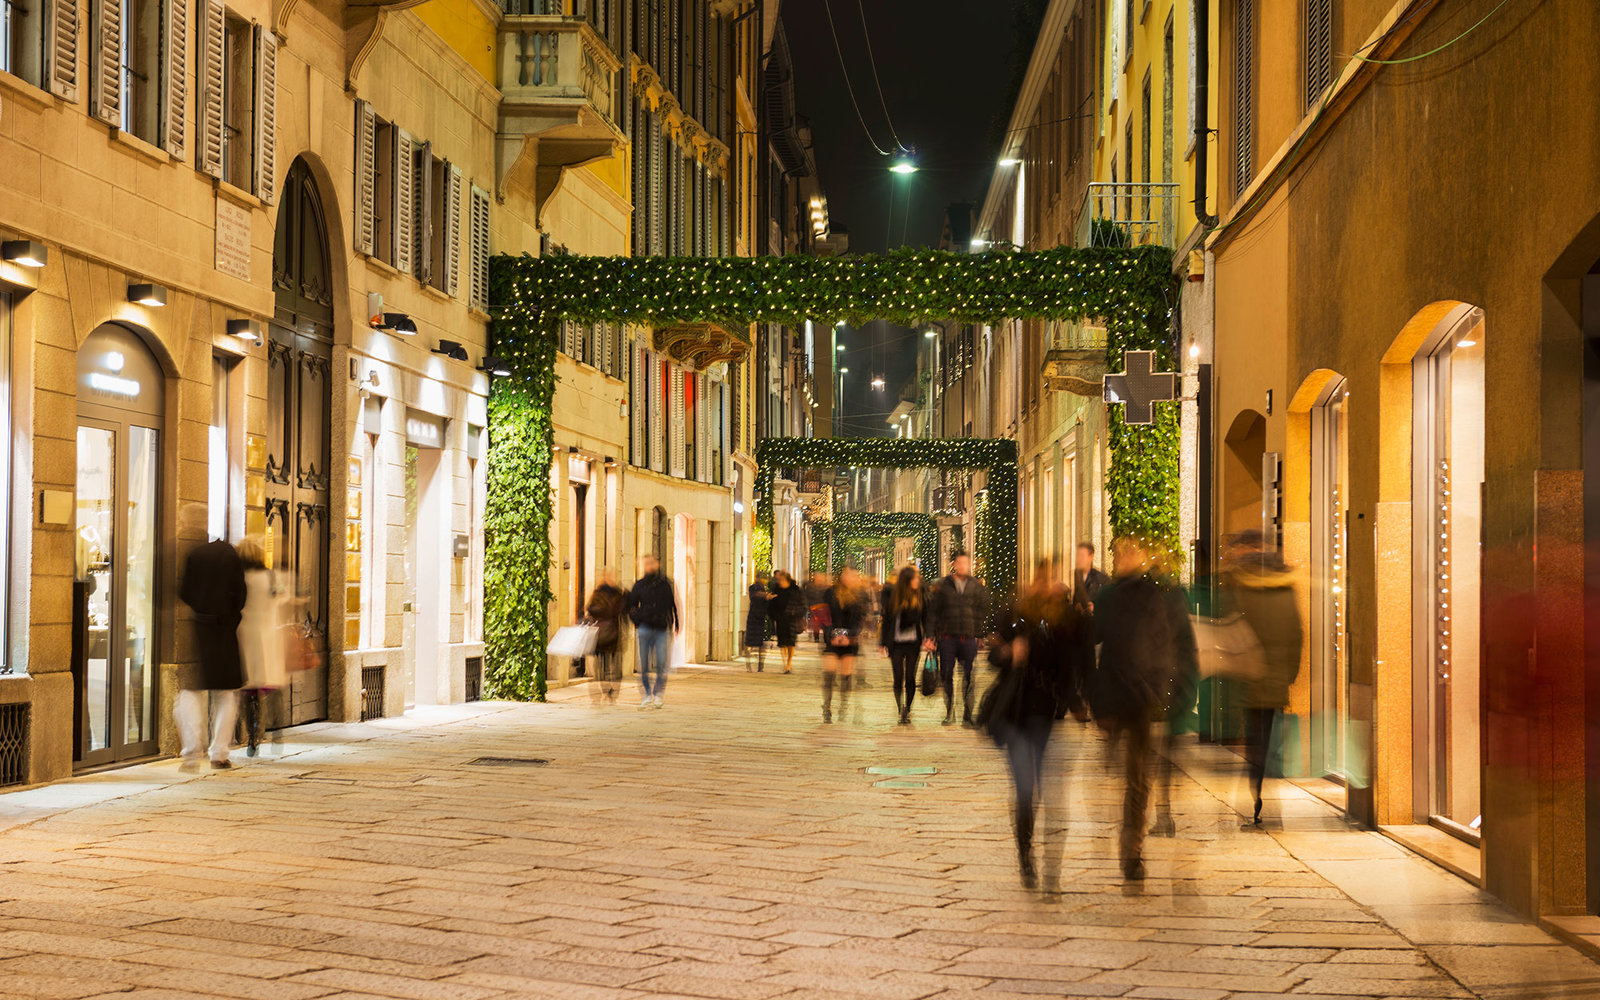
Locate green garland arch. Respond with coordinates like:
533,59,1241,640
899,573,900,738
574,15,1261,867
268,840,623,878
487,244,1175,699
808,512,940,575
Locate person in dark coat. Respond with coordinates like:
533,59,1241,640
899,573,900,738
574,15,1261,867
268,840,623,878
585,569,627,703
176,508,247,770
1222,531,1304,826
743,574,770,671
767,570,802,673
821,567,867,723
924,551,992,726
625,554,680,708
878,566,926,725
1073,542,1110,614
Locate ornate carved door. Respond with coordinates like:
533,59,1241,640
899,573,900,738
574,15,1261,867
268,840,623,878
269,158,334,724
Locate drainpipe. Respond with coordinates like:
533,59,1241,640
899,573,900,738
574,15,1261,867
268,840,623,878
1193,0,1219,228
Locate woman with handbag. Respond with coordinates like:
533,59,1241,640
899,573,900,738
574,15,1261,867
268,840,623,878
585,570,628,703
236,538,287,758
821,568,867,724
878,566,925,725
768,571,802,673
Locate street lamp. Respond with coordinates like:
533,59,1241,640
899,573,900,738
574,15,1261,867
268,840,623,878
889,157,918,175
871,375,885,390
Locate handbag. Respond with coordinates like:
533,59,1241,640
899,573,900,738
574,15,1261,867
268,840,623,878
976,664,1026,747
547,622,599,658
1192,613,1267,682
919,652,939,697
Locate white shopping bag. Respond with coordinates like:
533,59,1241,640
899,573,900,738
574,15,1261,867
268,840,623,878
547,623,598,658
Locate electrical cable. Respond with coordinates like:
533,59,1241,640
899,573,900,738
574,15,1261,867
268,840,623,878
1346,0,1509,64
856,0,909,154
822,0,892,156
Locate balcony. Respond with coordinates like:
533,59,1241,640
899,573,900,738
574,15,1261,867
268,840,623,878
652,323,751,367
496,2,624,206
1042,321,1109,396
1075,182,1180,249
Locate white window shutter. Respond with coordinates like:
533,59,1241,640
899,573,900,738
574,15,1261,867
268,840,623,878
443,163,463,296
90,0,120,125
393,129,415,275
162,0,187,155
353,101,376,256
417,140,434,283
649,353,666,474
669,367,686,479
46,0,81,103
629,343,644,465
469,184,490,311
252,25,277,203
197,0,224,177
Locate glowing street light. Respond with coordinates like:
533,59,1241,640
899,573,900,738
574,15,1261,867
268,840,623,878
871,375,886,390
890,156,918,175
999,157,1021,167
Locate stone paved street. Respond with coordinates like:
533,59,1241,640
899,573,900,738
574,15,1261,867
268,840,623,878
2,653,1598,1000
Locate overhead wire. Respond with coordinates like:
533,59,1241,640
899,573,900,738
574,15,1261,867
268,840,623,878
855,0,909,154
821,0,892,156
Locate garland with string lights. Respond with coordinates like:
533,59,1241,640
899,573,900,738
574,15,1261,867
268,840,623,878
486,243,1175,700
808,512,939,574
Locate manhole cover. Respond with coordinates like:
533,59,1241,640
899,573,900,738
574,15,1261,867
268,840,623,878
863,765,937,776
465,757,550,767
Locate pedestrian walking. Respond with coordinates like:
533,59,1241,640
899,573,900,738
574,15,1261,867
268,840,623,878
235,538,286,758
1221,531,1303,826
805,571,831,643
1090,537,1198,881
1072,542,1110,615
980,559,1087,890
878,566,926,725
768,570,803,673
924,551,991,726
821,567,867,723
625,554,679,708
175,506,246,771
744,573,771,671
586,569,628,704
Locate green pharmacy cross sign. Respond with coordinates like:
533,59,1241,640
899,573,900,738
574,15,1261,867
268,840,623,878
484,244,1177,701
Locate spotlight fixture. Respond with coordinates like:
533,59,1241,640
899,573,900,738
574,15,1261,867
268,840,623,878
870,375,886,390
478,354,512,377
382,312,417,336
1,240,47,268
432,339,468,362
226,318,262,343
128,282,167,307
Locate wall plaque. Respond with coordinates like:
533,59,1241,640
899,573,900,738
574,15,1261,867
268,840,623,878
215,198,252,281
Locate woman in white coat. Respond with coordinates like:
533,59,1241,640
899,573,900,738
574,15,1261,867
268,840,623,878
236,538,286,756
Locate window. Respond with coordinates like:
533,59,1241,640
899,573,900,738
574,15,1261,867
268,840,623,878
117,0,160,142
1235,0,1255,197
371,115,395,265
2,0,44,86
1141,74,1151,218
221,12,252,189
1162,15,1173,185
469,184,491,311
1304,0,1333,112
422,150,463,294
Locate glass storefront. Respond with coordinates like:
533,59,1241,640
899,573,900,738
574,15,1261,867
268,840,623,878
1310,379,1349,800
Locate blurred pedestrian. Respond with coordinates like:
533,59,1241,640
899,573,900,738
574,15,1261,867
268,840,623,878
768,570,803,673
879,566,926,725
744,572,771,671
586,568,628,703
626,554,679,709
805,572,830,642
176,505,246,771
1073,542,1110,614
925,551,991,726
1222,531,1303,826
235,538,285,758
1090,537,1197,880
821,567,867,723
982,559,1087,889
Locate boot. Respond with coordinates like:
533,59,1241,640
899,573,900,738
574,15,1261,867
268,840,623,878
838,675,853,720
243,693,262,757
821,672,835,723
1015,812,1037,889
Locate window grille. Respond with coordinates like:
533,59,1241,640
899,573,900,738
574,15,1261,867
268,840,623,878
1235,0,1255,197
1304,0,1333,112
465,656,482,702
360,666,385,721
0,704,28,788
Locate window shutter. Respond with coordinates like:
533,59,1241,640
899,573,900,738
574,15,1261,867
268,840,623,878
1303,0,1333,112
162,0,187,155
696,372,709,482
649,353,666,474
647,116,664,255
90,0,121,125
1234,0,1254,197
393,129,415,275
353,101,377,256
46,0,81,103
720,380,731,484
197,0,224,177
469,184,491,311
417,141,434,283
630,343,644,465
253,24,278,203
669,366,686,478
443,163,463,296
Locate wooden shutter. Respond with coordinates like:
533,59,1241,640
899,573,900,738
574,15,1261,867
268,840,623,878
353,101,377,256
90,0,120,125
417,141,434,283
253,24,278,203
443,163,463,296
647,116,664,255
696,372,709,482
393,129,415,275
630,104,645,254
1303,0,1333,112
469,184,490,311
162,0,187,155
630,343,644,465
1234,0,1254,197
196,0,224,177
720,380,731,484
669,366,687,479
46,0,80,102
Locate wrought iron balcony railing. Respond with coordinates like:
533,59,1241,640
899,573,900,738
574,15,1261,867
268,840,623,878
1075,182,1180,249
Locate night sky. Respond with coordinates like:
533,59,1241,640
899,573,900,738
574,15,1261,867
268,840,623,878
780,1,1018,435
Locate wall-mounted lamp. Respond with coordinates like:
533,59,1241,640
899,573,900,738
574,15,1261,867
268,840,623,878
367,292,384,327
128,282,167,307
603,456,617,467
1,240,47,268
478,355,512,377
432,339,468,361
998,157,1021,167
226,318,262,343
924,328,937,339
733,501,745,514
382,313,417,336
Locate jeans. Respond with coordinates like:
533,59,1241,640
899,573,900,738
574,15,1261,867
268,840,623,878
888,642,921,712
636,626,672,697
177,689,238,763
1005,715,1060,875
1110,719,1154,866
937,636,979,718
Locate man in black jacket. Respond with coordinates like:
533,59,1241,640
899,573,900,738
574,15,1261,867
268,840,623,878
625,554,680,708
923,551,991,726
176,505,247,770
1073,542,1110,614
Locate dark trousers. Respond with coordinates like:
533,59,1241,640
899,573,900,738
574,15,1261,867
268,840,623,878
1244,707,1277,818
1005,715,1054,842
888,643,921,712
937,636,979,718
1112,719,1155,865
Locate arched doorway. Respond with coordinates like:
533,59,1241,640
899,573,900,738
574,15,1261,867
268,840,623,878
269,157,334,724
74,324,165,765
1223,410,1267,535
